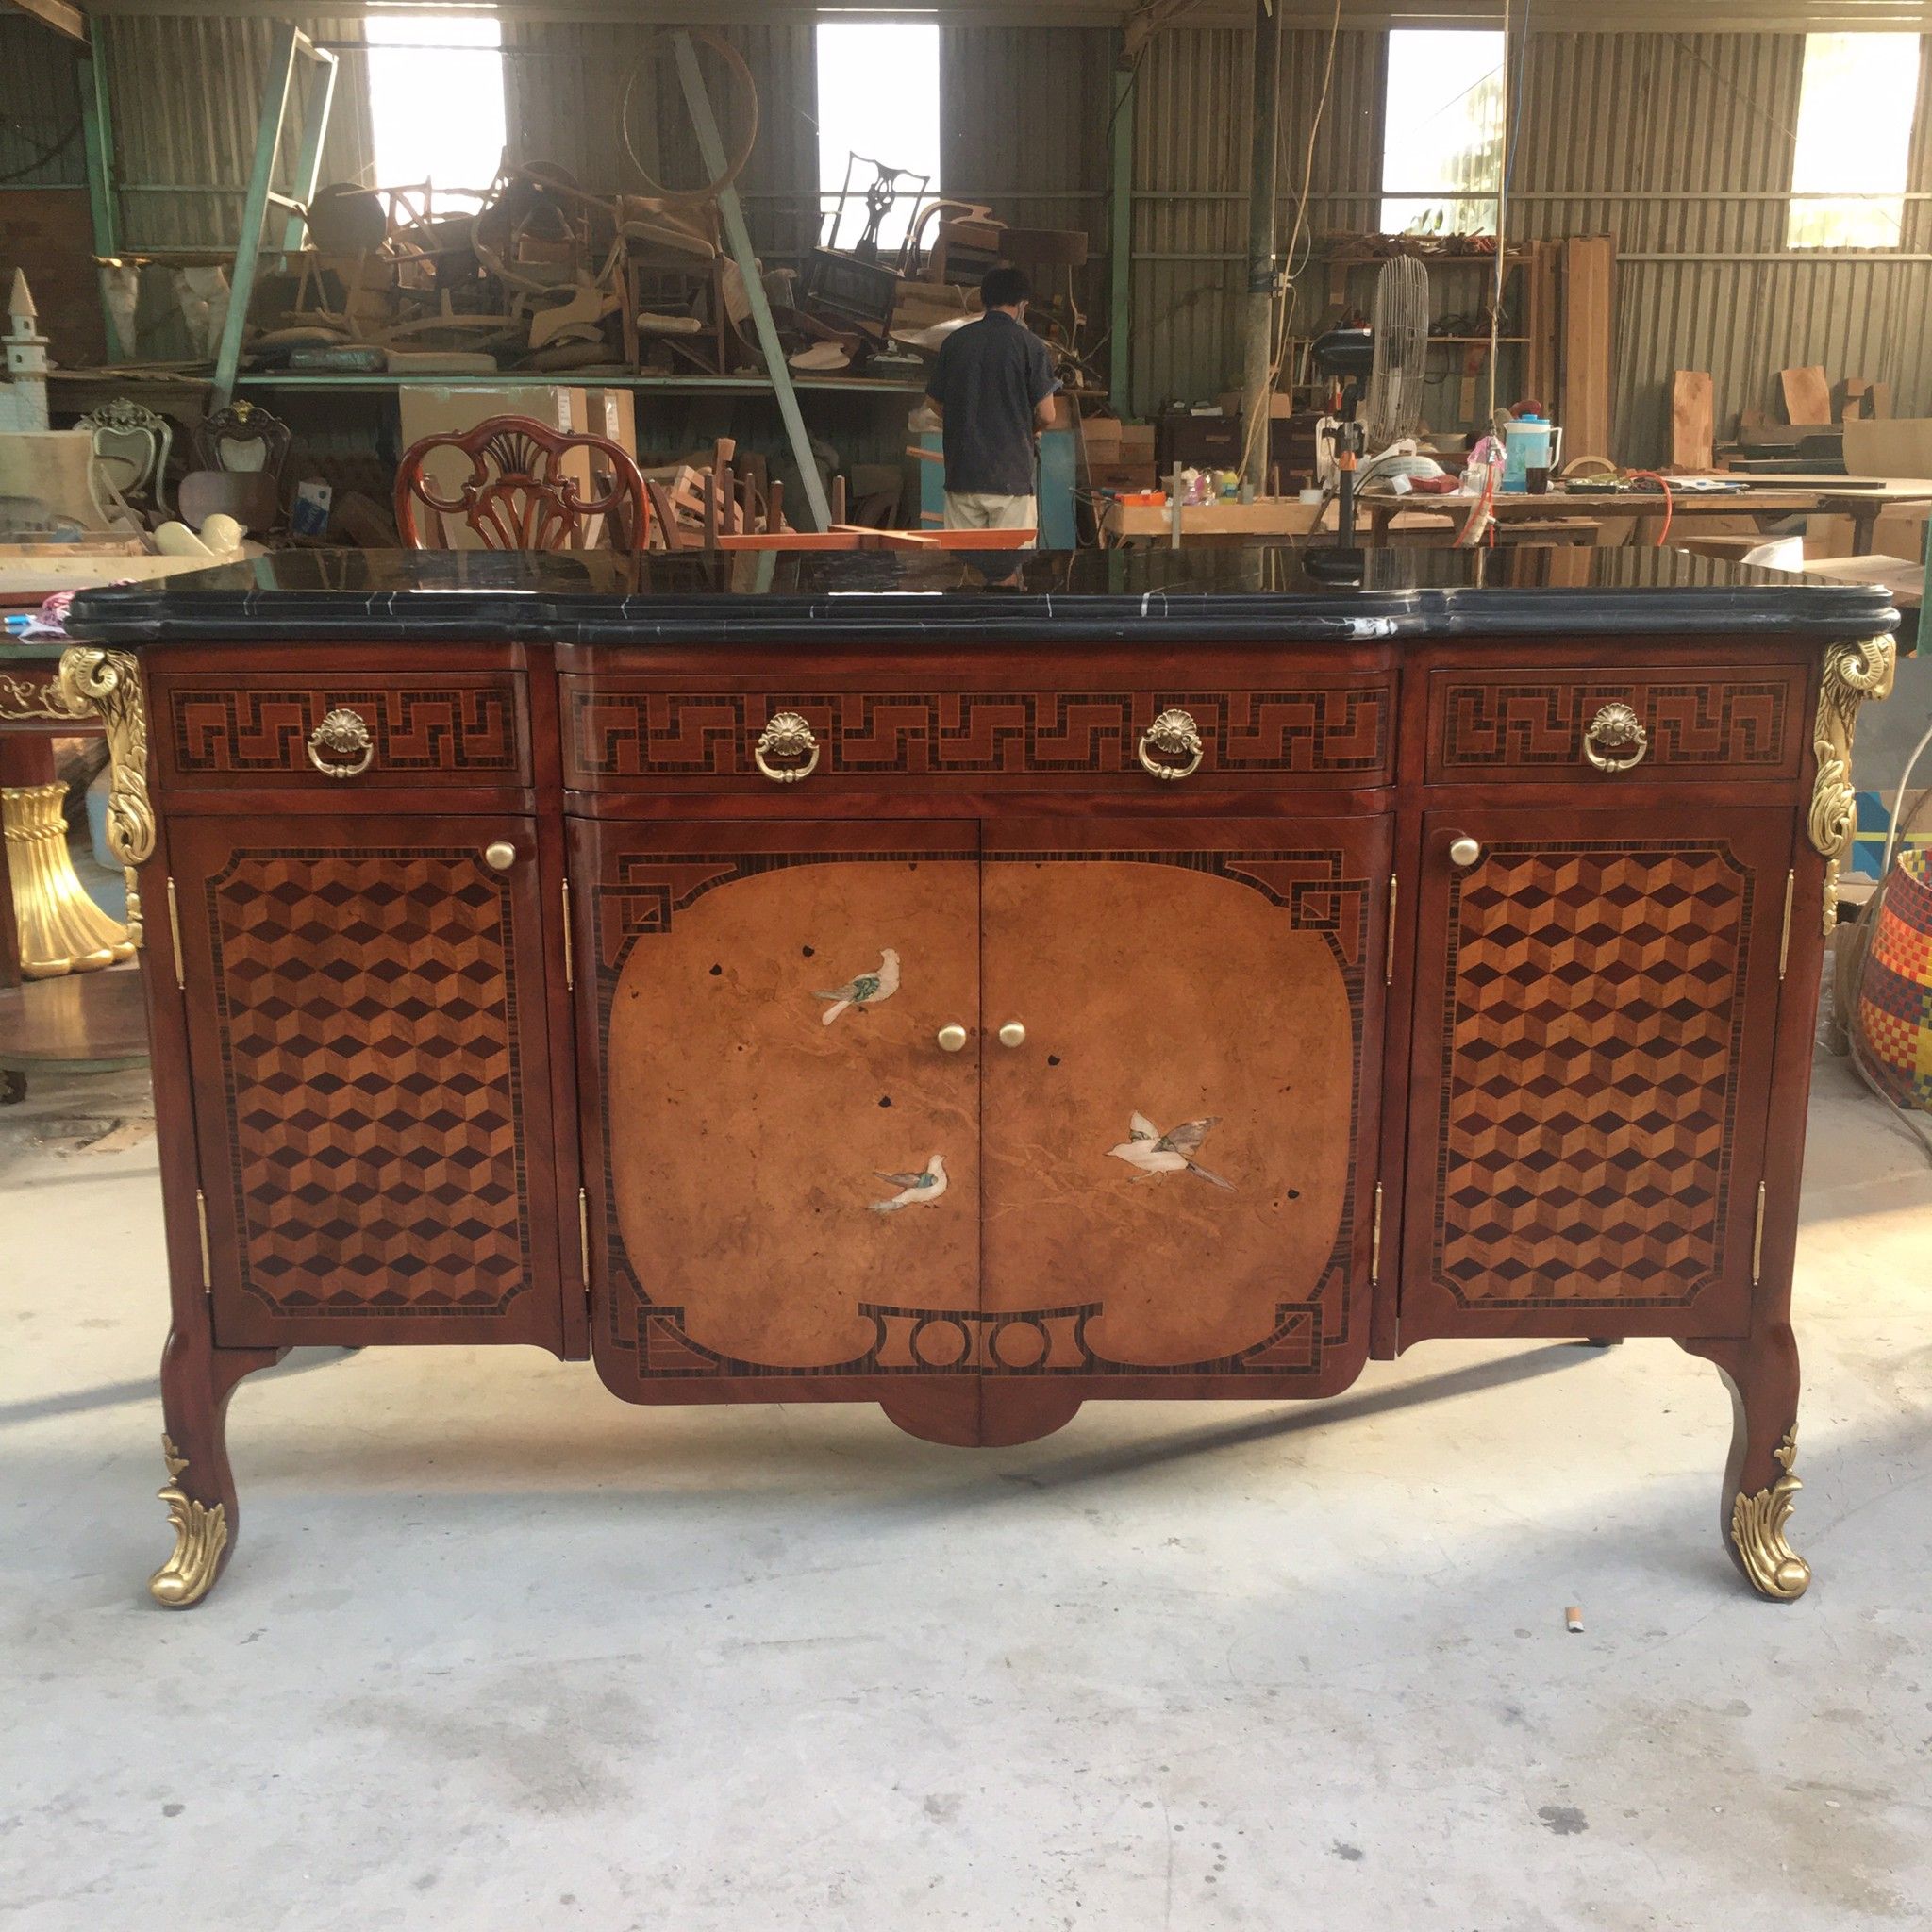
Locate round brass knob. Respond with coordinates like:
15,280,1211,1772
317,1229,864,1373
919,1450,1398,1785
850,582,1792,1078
483,841,517,871
1449,836,1482,868
936,1024,968,1053
998,1022,1026,1048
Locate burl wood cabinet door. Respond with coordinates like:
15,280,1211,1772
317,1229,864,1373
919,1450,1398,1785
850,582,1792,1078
577,818,983,1434
1399,808,1792,1342
170,815,566,1351
979,817,1391,1418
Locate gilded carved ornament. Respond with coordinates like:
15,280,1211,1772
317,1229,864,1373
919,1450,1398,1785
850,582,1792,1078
1808,635,1896,938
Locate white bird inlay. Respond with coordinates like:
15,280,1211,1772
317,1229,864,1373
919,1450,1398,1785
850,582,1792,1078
1108,1112,1235,1191
815,947,901,1024
870,1153,948,1213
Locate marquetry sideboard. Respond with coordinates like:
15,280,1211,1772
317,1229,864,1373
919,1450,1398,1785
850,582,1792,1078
60,549,1897,1607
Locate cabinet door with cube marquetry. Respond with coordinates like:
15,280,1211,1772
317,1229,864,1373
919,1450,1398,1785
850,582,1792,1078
1398,808,1794,1342
167,815,567,1351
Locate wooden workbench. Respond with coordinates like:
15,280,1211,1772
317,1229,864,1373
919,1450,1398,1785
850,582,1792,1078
1099,498,1327,544
1366,477,1932,553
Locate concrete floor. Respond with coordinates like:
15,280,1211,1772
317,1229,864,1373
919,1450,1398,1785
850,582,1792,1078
2,1050,1928,1932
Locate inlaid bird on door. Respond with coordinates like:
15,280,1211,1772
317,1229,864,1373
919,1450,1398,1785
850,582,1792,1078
815,947,901,1024
1108,1113,1236,1190
871,1154,948,1213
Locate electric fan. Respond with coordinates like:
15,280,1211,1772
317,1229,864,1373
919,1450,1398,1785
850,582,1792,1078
1363,255,1430,452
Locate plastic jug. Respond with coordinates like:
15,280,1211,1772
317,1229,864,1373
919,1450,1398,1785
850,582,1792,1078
1501,414,1557,491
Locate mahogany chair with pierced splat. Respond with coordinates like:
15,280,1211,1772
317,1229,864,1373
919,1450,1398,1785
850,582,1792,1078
393,414,650,552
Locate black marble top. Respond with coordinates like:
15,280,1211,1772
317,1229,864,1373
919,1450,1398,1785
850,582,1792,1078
66,544,1899,647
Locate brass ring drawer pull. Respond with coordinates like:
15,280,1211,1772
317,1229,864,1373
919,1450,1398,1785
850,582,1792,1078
754,710,820,783
1582,702,1649,774
307,707,374,780
1138,708,1205,781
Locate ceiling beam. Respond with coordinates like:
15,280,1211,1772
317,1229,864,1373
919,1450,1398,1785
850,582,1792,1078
4,0,87,42
66,0,1932,25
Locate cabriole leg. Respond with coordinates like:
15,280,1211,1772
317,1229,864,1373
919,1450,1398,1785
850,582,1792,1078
152,1327,280,1608
1681,1325,1810,1602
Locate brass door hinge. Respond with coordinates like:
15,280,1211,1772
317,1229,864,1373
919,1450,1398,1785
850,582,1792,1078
165,876,185,989
561,878,575,991
1778,869,1795,981
1371,1180,1384,1286
194,1187,211,1293
1385,875,1398,986
1752,1180,1767,1285
577,1185,591,1298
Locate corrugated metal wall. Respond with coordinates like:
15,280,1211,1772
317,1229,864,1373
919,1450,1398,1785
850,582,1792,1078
1131,25,1932,458
0,19,87,188
1507,31,1932,458
1131,26,1387,409
500,21,818,260
46,13,1932,462
98,12,374,251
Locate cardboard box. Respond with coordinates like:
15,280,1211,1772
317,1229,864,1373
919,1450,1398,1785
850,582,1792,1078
587,387,638,462
1218,390,1298,421
1079,414,1123,458
1084,458,1158,492
1117,423,1156,458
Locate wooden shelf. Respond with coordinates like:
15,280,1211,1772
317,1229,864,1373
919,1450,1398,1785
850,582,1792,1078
232,371,927,396
51,368,927,399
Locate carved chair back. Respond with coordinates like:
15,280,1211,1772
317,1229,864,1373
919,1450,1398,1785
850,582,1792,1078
394,413,650,553
192,401,291,479
78,400,173,522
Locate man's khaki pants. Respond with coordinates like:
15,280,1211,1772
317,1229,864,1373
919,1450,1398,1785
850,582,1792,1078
942,491,1037,531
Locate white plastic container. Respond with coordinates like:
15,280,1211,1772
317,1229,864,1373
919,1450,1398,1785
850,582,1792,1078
1501,415,1560,491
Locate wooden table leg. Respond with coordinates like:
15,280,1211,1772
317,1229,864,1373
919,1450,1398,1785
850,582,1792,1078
1851,505,1880,555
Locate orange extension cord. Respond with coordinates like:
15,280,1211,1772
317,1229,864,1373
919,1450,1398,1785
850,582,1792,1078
1624,470,1674,545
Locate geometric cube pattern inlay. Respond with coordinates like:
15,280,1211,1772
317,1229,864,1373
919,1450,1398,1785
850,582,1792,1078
208,851,531,1315
1433,842,1751,1306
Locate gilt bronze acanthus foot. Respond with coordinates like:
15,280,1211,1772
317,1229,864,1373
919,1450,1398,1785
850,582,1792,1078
1730,1424,1810,1602
148,1434,228,1609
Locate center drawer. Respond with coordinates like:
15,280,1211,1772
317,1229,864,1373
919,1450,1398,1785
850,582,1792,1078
560,675,1396,791
1425,663,1807,784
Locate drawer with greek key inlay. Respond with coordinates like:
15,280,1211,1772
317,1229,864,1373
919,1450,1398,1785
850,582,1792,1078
1426,666,1807,783
561,678,1395,791
154,675,530,790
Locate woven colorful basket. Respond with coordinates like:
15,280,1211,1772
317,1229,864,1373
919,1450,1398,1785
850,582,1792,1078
1857,845,1932,1109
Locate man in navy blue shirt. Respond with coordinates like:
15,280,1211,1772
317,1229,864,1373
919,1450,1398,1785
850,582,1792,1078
924,265,1061,533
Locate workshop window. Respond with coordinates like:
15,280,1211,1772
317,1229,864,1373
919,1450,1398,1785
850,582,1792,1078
1380,29,1506,237
1787,33,1921,249
815,21,941,254
364,12,508,212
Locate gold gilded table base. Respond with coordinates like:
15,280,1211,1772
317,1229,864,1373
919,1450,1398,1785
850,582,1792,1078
2,782,135,978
